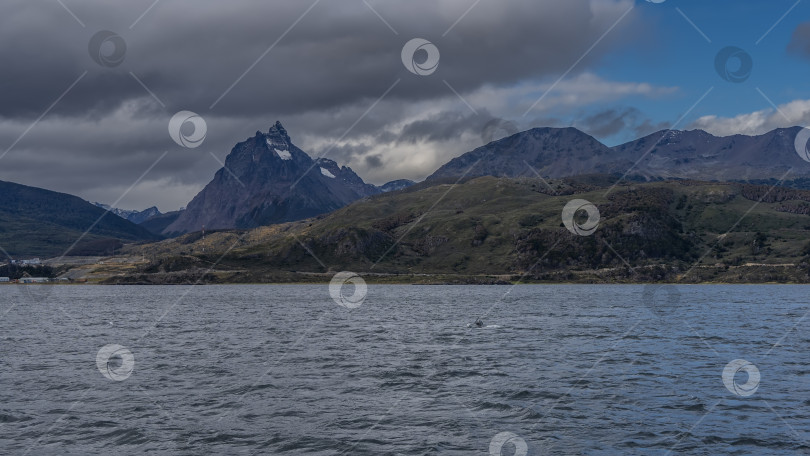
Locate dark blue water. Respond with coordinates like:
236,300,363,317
1,285,809,455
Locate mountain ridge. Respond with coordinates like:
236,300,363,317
106,175,810,284
164,121,381,235
92,203,162,225
428,125,808,183
6,123,809,250
0,180,160,258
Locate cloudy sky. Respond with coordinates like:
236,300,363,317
2,0,810,211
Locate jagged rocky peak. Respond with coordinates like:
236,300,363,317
316,157,338,167
380,179,416,192
260,121,296,162
661,129,682,142
265,121,292,149
163,121,381,234
315,158,341,178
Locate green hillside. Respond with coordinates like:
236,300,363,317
115,176,810,284
0,180,160,258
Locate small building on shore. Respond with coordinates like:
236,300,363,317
20,277,49,284
0,277,9,282
10,258,41,266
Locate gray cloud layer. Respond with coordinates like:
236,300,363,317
788,21,810,58
0,0,643,210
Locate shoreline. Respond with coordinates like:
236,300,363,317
4,280,809,286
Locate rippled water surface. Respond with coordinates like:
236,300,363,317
1,284,809,455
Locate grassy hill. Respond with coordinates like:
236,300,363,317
110,175,810,284
0,180,160,258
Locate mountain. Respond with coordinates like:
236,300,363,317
111,175,810,284
428,127,616,180
140,210,183,235
131,207,162,224
610,127,802,182
379,179,416,192
0,180,160,258
427,126,809,184
164,124,810,237
93,203,162,224
164,122,380,235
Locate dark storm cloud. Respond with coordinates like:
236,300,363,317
0,0,639,119
787,22,810,58
576,108,639,137
319,141,374,165
0,0,641,209
574,107,667,142
365,154,384,169
398,111,488,144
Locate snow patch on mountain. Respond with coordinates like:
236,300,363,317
92,203,162,224
275,148,292,160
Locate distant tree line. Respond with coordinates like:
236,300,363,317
0,264,55,279
741,184,810,204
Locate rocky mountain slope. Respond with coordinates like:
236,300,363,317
163,124,810,237
139,210,183,235
428,126,810,184
379,179,416,192
611,127,806,182
428,127,616,180
93,203,162,224
164,122,380,235
113,176,810,284
0,180,159,258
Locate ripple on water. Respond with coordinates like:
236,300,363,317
1,284,808,455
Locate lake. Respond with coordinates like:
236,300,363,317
1,284,808,455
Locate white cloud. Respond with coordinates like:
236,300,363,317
690,99,810,136
298,73,677,184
